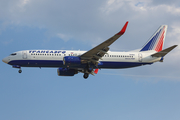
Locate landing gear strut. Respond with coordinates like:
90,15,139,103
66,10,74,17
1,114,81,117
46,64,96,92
83,73,89,79
83,63,92,79
12,65,22,73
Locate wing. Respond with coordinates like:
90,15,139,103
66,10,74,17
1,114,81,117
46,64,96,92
80,21,129,65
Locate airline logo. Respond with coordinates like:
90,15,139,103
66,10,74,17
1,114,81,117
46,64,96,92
154,28,165,52
140,26,166,52
29,50,66,54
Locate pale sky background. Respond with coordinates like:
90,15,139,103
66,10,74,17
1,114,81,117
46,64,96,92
0,0,180,120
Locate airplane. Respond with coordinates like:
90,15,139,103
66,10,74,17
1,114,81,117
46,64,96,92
2,21,178,79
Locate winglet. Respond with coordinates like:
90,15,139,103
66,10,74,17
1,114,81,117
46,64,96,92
116,21,129,35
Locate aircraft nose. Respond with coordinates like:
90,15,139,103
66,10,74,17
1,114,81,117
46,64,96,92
2,57,9,64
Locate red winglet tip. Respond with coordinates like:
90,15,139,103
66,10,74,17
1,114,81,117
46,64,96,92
117,21,129,35
94,69,99,74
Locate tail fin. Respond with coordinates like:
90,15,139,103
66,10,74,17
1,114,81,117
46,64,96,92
140,25,168,52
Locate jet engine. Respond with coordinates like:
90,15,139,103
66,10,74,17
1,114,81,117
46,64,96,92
57,68,77,76
63,56,81,66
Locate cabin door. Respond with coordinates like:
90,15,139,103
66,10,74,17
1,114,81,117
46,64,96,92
22,51,27,59
138,53,142,62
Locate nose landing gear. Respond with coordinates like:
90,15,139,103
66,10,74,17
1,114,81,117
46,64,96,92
12,65,22,73
18,69,22,73
83,73,89,79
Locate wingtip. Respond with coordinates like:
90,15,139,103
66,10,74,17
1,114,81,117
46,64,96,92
173,45,178,49
117,21,129,35
172,45,178,48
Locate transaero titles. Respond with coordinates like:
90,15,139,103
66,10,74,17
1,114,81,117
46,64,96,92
29,50,66,54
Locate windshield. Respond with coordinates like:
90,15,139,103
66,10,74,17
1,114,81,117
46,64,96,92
10,53,17,56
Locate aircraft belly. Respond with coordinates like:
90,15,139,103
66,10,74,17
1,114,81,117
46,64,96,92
8,60,64,67
8,59,153,69
98,61,152,69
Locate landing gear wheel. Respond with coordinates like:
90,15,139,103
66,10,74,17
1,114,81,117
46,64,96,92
18,69,22,73
83,73,89,79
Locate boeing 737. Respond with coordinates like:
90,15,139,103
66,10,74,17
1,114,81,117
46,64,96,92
2,22,178,79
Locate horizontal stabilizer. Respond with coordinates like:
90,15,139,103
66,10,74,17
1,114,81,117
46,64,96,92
151,45,178,57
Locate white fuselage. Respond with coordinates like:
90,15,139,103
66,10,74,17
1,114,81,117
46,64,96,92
3,50,161,69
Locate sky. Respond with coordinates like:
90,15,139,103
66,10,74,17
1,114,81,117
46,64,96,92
0,0,180,120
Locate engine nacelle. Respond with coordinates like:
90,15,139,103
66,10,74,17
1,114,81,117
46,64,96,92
63,56,81,66
57,68,77,76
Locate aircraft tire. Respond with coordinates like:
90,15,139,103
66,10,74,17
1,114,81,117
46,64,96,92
83,73,89,79
18,70,22,73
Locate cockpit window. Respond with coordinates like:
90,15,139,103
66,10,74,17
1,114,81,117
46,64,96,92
10,53,17,56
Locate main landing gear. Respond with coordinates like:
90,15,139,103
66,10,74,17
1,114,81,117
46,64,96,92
83,63,91,79
83,73,89,79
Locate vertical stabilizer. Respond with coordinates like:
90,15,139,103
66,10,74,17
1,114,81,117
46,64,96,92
140,25,168,52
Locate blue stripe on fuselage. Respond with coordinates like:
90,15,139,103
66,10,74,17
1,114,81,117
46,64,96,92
8,60,153,69
8,60,64,67
98,61,152,68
